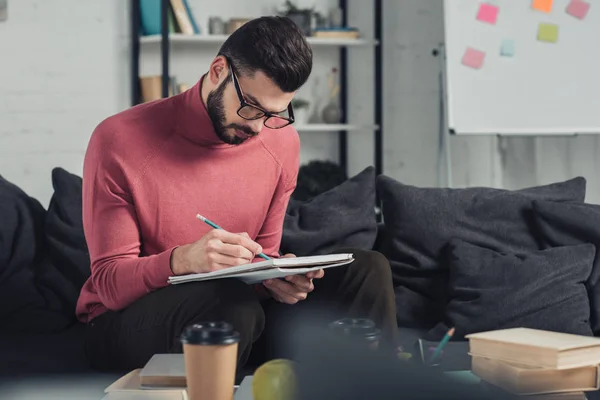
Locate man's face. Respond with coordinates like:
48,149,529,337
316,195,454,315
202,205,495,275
206,67,296,145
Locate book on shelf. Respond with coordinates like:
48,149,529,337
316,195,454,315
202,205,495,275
139,76,189,103
312,27,360,39
139,0,199,36
169,0,196,35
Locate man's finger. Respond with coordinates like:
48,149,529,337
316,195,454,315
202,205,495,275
216,242,254,260
265,279,307,301
284,274,314,292
204,263,232,272
210,252,251,267
219,231,263,255
263,280,298,304
306,269,325,279
272,289,298,304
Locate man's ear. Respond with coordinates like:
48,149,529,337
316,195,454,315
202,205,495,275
208,56,228,85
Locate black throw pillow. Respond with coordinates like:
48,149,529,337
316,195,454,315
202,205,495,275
532,200,600,336
281,166,377,257
45,167,90,293
0,175,73,333
376,175,586,329
291,160,348,202
427,239,594,341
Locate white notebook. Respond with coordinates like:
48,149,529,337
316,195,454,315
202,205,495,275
168,253,354,285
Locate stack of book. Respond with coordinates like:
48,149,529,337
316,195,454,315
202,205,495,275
101,355,188,399
102,354,249,399
466,328,600,399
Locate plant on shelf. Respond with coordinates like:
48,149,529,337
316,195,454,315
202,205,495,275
291,98,310,125
291,98,310,109
279,0,315,15
278,0,314,35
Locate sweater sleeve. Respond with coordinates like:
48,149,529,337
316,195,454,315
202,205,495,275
82,125,174,312
254,132,300,258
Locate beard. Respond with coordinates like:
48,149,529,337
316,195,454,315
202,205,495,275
206,77,259,145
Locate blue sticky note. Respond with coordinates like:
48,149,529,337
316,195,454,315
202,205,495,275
500,39,515,57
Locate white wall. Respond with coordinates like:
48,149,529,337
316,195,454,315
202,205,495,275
1,0,598,206
0,0,130,206
382,0,502,189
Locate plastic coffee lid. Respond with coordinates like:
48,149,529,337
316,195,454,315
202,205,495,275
328,318,381,342
180,321,241,345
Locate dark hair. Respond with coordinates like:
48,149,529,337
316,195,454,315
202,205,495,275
217,16,313,93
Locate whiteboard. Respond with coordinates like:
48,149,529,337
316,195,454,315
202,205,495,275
442,0,600,135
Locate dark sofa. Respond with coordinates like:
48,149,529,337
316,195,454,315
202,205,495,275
2,164,599,382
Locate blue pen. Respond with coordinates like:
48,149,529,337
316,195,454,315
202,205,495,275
196,214,271,260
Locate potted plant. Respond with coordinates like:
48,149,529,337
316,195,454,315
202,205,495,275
291,98,310,124
279,0,314,35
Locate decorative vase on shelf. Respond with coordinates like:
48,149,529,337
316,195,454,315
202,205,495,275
322,67,341,124
291,98,310,125
294,107,309,125
321,101,342,124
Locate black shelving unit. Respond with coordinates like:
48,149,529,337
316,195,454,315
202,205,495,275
130,0,383,179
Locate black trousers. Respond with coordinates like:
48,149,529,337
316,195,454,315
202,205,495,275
84,248,398,372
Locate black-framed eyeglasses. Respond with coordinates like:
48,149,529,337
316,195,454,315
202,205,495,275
228,62,295,129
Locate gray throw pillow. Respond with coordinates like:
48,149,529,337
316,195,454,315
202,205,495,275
376,175,586,329
427,239,594,341
532,200,600,336
281,166,377,257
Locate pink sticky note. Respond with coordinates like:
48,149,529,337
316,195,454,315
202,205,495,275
566,0,590,19
476,3,499,24
462,48,485,69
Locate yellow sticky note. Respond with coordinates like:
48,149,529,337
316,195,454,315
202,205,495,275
537,23,559,43
532,0,553,13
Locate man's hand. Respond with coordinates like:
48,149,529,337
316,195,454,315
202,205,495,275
170,230,262,275
263,253,325,304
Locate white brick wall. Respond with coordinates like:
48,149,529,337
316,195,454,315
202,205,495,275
0,0,376,205
0,0,129,206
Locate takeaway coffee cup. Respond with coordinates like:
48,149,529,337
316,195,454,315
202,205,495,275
180,321,240,400
328,318,381,349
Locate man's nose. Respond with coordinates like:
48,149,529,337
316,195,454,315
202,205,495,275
247,118,264,134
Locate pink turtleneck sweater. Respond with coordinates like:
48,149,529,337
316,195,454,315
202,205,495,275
75,78,300,323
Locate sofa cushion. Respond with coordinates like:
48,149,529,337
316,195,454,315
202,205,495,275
281,166,377,256
0,322,90,375
376,175,586,329
532,200,600,336
0,174,74,333
427,240,594,341
291,160,348,202
45,167,90,296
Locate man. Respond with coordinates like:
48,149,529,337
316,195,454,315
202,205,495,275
78,16,398,372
